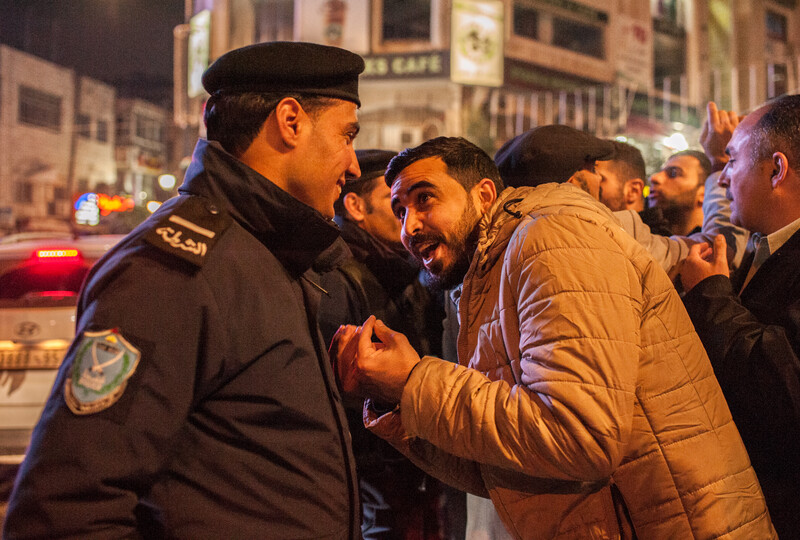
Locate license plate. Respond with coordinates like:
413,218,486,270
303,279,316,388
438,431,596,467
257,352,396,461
0,348,67,369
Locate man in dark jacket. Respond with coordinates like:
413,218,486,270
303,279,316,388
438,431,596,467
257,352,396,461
4,42,364,539
319,149,452,539
680,93,800,537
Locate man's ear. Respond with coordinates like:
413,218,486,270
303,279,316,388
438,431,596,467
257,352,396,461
772,151,790,189
624,178,644,205
694,183,705,207
273,98,305,149
342,192,366,222
473,178,498,213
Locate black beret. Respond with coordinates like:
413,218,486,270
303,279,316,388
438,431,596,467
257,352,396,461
494,125,615,188
202,41,365,106
346,149,397,184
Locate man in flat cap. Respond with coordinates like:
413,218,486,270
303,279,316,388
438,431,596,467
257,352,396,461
5,42,364,538
318,149,451,539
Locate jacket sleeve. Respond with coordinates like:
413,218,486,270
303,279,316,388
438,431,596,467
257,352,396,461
3,260,211,539
399,214,641,483
682,275,800,447
613,209,690,276
364,397,489,497
613,173,751,276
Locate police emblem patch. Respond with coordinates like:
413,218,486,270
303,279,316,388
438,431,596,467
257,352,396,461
65,329,140,415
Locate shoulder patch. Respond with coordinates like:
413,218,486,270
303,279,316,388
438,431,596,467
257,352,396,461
65,329,141,415
144,196,231,267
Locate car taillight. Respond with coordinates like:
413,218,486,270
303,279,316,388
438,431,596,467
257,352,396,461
33,249,81,263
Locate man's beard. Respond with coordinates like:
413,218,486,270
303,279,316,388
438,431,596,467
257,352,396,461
407,202,480,292
653,188,699,229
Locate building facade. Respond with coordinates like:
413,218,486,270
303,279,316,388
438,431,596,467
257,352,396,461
174,0,800,172
115,98,170,208
0,45,173,234
0,46,77,231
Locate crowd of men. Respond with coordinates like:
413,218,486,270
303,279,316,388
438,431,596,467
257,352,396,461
3,40,798,540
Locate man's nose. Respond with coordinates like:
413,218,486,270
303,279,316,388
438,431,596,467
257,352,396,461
347,147,361,178
717,167,730,188
649,172,663,186
401,208,422,239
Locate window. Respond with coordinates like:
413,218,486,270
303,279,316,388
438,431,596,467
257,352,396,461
77,114,91,138
18,86,62,131
512,1,607,60
766,11,787,42
116,115,127,140
769,63,788,98
15,182,33,204
513,5,538,40
54,186,68,201
383,0,430,41
135,114,163,143
96,120,108,142
652,0,687,88
255,0,294,42
552,16,604,59
653,20,685,84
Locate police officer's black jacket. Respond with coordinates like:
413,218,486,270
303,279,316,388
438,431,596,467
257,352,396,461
4,139,360,539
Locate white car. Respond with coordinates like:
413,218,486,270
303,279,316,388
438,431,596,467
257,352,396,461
0,233,124,474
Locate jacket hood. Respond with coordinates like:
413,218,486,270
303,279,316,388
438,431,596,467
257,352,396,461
471,182,619,279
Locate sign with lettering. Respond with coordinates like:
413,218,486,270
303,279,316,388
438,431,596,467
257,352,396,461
451,0,504,87
362,52,450,79
188,10,210,98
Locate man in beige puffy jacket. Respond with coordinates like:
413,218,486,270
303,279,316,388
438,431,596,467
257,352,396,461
333,136,774,539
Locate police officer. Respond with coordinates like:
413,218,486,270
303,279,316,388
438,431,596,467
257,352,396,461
4,42,364,538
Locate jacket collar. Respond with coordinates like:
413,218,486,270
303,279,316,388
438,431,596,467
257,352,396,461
334,219,421,295
179,139,340,275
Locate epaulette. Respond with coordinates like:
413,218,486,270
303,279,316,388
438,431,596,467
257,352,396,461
143,195,232,267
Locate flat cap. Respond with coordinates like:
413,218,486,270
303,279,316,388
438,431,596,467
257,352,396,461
494,125,615,188
202,41,365,106
346,149,397,184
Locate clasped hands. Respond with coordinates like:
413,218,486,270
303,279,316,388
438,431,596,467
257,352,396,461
330,316,421,406
680,234,730,292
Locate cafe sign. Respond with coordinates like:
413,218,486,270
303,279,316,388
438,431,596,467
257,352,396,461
361,51,450,80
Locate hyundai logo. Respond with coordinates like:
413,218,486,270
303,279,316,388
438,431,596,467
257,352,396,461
14,322,41,338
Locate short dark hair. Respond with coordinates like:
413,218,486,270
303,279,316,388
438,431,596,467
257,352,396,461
607,141,646,183
385,137,504,193
204,92,335,157
671,150,712,186
333,176,381,219
752,94,800,169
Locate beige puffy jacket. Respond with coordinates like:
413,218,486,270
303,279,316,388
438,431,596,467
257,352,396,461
366,183,774,539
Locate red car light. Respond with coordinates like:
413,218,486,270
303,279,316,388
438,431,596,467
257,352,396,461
33,249,81,262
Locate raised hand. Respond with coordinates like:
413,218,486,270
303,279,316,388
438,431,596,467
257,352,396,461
700,101,742,172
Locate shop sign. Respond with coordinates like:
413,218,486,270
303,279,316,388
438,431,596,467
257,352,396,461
615,14,652,91
362,51,449,79
75,193,135,226
450,0,504,87
505,59,596,90
188,10,211,98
